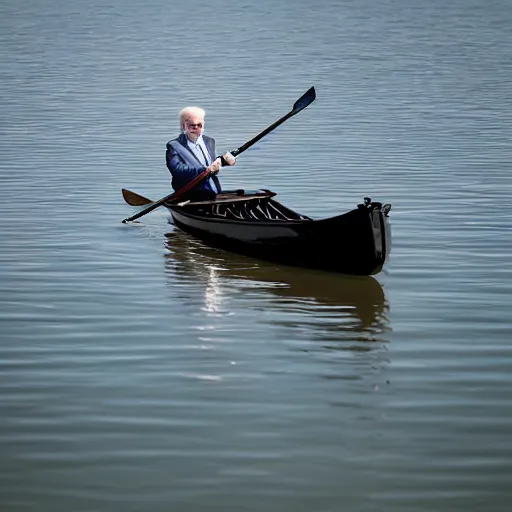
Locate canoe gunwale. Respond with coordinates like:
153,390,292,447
165,195,390,228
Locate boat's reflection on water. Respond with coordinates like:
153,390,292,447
163,231,390,345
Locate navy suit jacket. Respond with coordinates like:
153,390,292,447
166,133,220,195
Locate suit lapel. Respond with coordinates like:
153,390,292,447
204,136,215,162
177,133,203,165
203,136,221,192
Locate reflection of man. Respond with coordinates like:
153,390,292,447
166,106,236,201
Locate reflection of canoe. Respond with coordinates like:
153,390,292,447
164,231,389,331
164,190,391,276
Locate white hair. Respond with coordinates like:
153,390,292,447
179,106,205,130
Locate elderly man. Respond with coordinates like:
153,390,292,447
166,106,236,201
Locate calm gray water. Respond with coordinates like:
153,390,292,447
1,0,511,510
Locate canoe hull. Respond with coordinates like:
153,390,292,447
166,195,391,276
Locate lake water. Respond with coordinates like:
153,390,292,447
1,0,511,510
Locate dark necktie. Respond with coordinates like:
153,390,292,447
199,144,221,193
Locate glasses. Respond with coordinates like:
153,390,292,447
186,122,203,129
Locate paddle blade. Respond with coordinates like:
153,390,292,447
122,188,153,206
230,86,317,158
292,86,316,114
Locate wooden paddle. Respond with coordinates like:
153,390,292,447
122,86,316,223
122,188,153,206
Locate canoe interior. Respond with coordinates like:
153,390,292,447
166,189,311,222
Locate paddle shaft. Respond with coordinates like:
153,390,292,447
122,86,316,223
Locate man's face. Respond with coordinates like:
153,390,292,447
184,115,204,142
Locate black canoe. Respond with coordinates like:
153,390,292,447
164,190,391,276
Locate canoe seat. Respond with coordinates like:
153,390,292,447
176,193,313,222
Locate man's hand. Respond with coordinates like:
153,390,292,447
222,152,236,166
207,158,222,173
